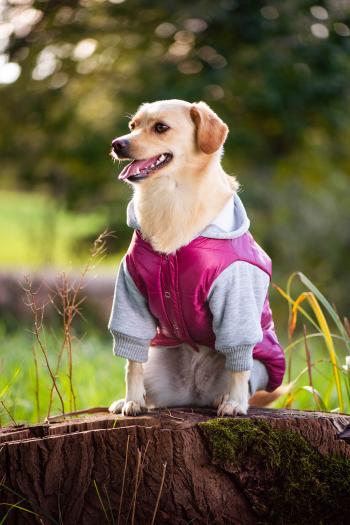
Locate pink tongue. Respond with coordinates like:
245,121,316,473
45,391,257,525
118,154,160,180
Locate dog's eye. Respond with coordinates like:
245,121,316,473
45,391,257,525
129,122,135,131
154,122,169,133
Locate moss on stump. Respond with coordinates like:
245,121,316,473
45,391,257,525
200,418,350,524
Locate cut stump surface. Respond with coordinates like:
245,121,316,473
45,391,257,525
1,408,350,524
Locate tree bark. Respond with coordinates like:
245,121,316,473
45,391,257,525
1,407,350,525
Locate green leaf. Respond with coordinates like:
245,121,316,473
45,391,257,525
297,272,350,351
299,386,327,411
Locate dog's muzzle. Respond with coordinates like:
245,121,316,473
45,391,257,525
111,138,130,159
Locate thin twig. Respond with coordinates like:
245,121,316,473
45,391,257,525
0,401,17,426
130,449,142,525
31,344,40,422
45,406,110,423
56,273,78,412
344,317,350,338
104,485,116,525
0,483,59,524
117,434,130,525
47,335,66,419
93,480,110,524
57,476,63,525
164,408,185,421
303,325,321,410
22,276,65,414
54,230,115,412
125,440,150,524
150,462,167,525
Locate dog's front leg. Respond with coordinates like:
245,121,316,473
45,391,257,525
217,370,250,416
109,360,147,416
123,360,147,415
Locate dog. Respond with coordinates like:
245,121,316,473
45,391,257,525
108,99,285,417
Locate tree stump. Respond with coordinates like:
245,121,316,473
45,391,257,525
1,408,350,525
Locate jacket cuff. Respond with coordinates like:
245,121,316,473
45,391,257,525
221,345,254,372
111,331,150,362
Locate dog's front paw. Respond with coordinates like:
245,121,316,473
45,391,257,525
122,400,147,416
108,398,148,416
217,395,248,416
109,399,125,414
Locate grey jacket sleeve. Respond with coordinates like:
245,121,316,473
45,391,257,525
207,261,269,372
108,257,157,362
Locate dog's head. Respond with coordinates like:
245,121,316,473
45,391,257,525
111,99,228,184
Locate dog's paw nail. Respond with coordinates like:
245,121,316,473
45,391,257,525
217,400,248,417
122,401,147,416
109,399,125,414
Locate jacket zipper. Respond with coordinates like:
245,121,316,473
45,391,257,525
161,254,181,339
160,254,177,338
161,253,198,350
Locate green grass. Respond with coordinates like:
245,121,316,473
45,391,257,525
0,190,110,268
274,337,348,412
0,327,125,425
273,272,350,413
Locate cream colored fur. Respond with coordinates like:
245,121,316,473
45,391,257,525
109,99,265,417
134,158,234,253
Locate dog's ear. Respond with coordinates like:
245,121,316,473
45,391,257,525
190,101,228,154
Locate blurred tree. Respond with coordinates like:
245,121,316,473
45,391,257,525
0,0,349,310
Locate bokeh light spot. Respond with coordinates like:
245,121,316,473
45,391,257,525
334,22,350,37
32,48,58,80
310,6,328,21
178,60,202,74
0,60,21,84
168,42,191,58
260,6,279,20
204,84,225,100
183,18,207,33
0,23,13,39
72,39,97,61
311,23,329,39
155,22,176,38
11,8,43,38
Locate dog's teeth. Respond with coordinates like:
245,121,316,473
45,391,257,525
159,154,165,162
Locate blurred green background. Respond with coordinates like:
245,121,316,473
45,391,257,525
1,0,349,306
0,0,349,423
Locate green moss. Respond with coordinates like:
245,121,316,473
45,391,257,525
200,418,350,525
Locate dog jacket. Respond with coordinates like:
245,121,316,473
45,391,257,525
109,195,285,391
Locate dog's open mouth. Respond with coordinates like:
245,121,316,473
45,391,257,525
118,153,173,182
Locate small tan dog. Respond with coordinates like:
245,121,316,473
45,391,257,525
108,99,285,416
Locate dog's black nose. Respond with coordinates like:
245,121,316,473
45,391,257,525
112,138,129,158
